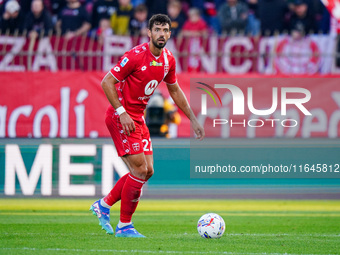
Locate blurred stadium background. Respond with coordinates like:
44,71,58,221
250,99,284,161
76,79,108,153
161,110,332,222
0,0,340,199
1,1,340,254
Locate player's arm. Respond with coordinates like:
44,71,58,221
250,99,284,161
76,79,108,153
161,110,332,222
166,82,205,140
101,72,135,136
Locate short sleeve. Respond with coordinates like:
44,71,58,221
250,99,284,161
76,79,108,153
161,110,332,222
163,58,177,85
110,52,136,82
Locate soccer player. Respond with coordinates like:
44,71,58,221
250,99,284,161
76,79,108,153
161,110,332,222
90,14,205,238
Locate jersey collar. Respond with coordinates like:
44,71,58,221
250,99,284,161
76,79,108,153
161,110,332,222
147,42,163,60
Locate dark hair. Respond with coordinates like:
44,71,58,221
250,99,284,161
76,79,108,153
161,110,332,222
148,14,171,30
135,4,147,13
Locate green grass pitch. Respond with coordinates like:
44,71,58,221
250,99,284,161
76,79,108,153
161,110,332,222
0,199,339,254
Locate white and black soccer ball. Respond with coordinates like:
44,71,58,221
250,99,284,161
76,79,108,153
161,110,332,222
197,213,225,239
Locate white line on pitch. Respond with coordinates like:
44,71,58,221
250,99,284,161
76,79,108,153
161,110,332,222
0,247,335,255
2,232,339,238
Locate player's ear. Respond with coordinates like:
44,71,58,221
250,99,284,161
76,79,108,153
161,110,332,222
147,29,151,38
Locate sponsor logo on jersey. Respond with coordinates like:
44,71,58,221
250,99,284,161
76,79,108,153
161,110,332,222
141,66,147,71
150,60,163,66
132,143,140,152
144,80,159,95
114,66,120,72
138,95,152,101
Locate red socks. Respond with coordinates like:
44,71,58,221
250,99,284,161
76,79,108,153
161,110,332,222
103,173,128,206
120,174,146,223
103,173,146,223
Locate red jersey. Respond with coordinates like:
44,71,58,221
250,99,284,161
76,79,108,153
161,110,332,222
108,42,177,123
182,18,208,32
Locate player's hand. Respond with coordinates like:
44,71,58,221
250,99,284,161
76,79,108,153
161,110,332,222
119,112,136,136
192,121,205,140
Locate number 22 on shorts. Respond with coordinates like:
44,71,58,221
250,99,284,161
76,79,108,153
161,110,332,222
142,138,153,152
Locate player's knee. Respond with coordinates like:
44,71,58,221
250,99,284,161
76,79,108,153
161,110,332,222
132,162,148,179
145,166,154,180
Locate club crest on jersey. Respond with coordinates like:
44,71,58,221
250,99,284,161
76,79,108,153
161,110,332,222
150,60,163,67
164,64,169,73
132,143,140,152
120,57,129,67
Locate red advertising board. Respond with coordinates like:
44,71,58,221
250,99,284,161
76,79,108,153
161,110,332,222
0,72,108,138
0,72,339,138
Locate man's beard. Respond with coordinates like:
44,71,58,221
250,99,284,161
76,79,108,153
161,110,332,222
152,37,167,49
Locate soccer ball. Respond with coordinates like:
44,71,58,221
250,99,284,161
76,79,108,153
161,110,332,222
197,213,225,239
